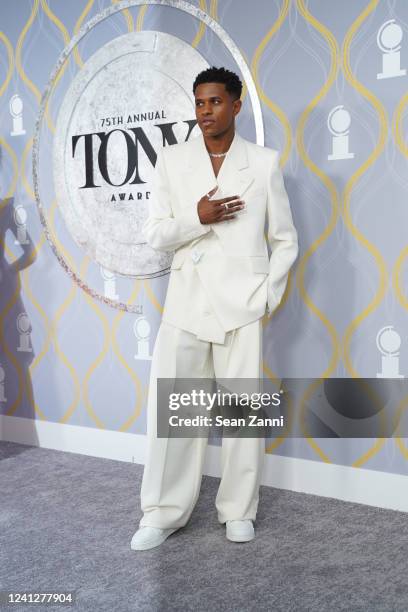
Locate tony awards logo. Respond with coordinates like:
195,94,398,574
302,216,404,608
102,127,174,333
36,1,262,308
377,20,406,80
10,94,26,136
327,105,354,161
53,31,209,279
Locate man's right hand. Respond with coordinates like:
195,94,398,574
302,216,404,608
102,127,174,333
197,186,245,225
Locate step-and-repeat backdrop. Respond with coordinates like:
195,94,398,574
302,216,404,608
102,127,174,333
1,0,408,475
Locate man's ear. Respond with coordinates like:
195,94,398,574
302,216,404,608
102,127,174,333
233,98,242,117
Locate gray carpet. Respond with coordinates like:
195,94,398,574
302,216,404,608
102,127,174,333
0,440,407,612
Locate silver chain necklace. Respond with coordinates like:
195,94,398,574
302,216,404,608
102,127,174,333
209,151,228,158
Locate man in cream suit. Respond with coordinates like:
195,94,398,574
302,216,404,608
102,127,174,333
131,67,298,551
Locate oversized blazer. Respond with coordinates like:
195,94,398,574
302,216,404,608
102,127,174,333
142,131,299,335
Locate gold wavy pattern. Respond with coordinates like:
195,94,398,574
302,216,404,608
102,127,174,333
395,431,408,461
112,0,134,32
391,75,408,460
37,5,87,425
40,0,71,133
337,0,389,467
20,137,35,201
341,0,388,379
16,1,77,421
393,91,408,159
135,4,147,31
191,0,207,48
142,279,163,315
250,1,298,435
0,140,18,210
20,139,52,420
22,260,51,420
15,0,52,132
34,3,87,424
15,0,41,104
250,0,291,391
0,285,26,417
0,30,21,414
264,363,291,454
81,258,111,429
251,0,291,165
392,245,408,310
0,31,14,99
111,282,144,432
352,438,386,468
37,0,84,423
19,175,53,421
392,91,408,310
209,0,218,20
294,0,342,463
295,0,341,377
48,201,81,424
40,0,70,44
52,284,82,425
13,0,51,418
73,0,94,68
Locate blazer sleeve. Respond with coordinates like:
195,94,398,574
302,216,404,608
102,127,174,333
142,147,211,252
266,150,299,315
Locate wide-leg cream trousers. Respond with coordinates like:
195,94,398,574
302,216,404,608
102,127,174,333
139,319,265,529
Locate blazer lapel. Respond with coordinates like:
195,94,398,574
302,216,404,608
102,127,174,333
216,132,254,198
180,132,254,206
180,134,218,205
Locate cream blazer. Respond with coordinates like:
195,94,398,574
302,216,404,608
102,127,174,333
142,131,298,334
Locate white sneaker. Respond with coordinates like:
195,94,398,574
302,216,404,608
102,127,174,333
226,520,255,542
130,526,179,551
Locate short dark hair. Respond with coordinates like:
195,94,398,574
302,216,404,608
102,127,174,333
193,66,242,100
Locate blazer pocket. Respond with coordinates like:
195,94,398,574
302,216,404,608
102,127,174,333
170,250,186,270
251,256,270,274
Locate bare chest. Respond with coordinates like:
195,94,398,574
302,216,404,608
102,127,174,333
210,156,225,178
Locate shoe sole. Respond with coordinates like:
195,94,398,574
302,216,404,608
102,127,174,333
131,527,179,551
226,533,255,543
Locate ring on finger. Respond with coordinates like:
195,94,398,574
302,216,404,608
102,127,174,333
224,203,229,211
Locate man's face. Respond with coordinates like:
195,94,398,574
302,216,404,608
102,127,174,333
194,82,241,137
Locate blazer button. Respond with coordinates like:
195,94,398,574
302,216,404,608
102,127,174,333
190,249,202,263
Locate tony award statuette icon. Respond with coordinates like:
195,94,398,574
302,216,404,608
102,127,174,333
376,325,404,378
377,20,407,80
133,316,152,361
13,206,29,245
10,94,26,136
100,266,119,301
16,313,32,353
0,364,7,403
328,105,354,161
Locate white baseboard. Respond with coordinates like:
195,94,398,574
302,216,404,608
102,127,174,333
1,415,407,513
0,415,148,464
